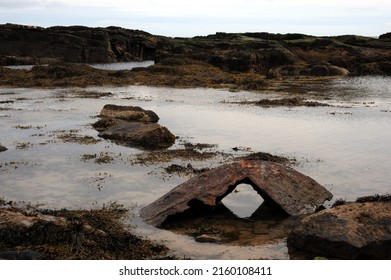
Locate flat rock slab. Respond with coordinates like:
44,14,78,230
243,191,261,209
287,202,391,259
100,104,159,123
140,160,332,227
99,122,175,149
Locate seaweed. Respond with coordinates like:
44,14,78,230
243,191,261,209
0,206,173,260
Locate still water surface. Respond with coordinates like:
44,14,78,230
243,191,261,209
0,76,390,259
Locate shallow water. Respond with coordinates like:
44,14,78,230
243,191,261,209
0,76,390,259
4,60,154,71
88,61,154,70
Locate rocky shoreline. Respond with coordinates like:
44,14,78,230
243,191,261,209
1,24,391,260
0,200,173,260
1,24,391,90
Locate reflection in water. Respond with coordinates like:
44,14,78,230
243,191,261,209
161,199,296,247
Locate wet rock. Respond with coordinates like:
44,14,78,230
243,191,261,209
140,160,332,227
94,105,175,149
98,122,175,149
100,104,159,123
195,234,222,243
287,202,391,259
0,209,68,229
0,144,7,152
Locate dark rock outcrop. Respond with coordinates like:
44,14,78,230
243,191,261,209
0,144,7,152
287,201,391,259
379,32,391,40
0,23,162,64
1,23,391,84
140,160,332,227
94,104,175,149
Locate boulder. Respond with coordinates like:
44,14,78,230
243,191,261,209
0,144,7,152
98,122,175,149
140,160,332,227
94,105,175,149
287,202,391,259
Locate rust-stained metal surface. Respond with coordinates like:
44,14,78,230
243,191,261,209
140,160,332,227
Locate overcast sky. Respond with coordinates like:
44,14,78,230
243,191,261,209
0,0,390,37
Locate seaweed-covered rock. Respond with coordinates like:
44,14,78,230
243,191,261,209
0,207,171,260
140,160,332,227
287,201,391,259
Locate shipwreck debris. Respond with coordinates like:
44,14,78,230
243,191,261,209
140,160,332,227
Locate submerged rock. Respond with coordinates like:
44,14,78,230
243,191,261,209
287,201,391,259
0,144,7,152
140,160,332,227
94,104,175,149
